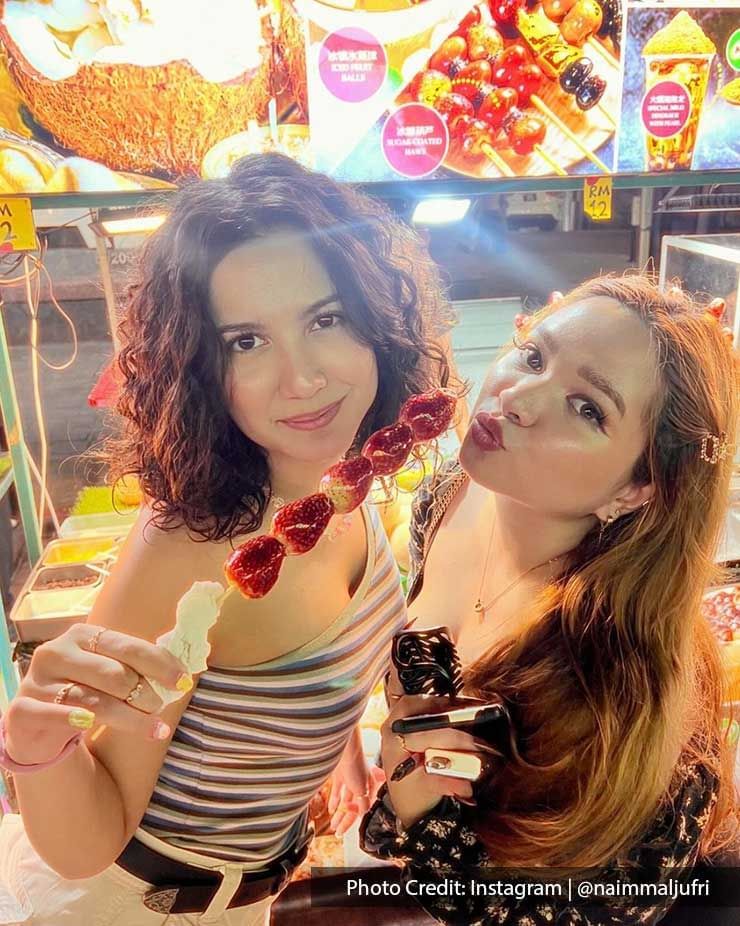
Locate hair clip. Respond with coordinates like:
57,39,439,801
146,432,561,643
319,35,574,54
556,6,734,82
705,298,725,321
700,433,731,465
703,298,734,342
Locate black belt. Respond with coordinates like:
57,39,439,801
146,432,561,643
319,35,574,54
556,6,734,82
116,831,311,915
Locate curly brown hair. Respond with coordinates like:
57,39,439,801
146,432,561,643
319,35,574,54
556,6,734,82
106,153,453,541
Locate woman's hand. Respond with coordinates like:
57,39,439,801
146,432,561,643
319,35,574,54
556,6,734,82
327,726,385,837
3,623,190,766
381,692,490,830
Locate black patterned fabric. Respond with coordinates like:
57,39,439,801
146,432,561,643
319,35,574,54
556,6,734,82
361,761,717,925
361,460,722,925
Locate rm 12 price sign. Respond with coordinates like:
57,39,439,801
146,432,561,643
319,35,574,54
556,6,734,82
583,177,613,222
0,197,37,252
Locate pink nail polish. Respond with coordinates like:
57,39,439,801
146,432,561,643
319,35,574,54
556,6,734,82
151,721,171,741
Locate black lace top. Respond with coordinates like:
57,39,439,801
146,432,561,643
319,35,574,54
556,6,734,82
359,460,721,926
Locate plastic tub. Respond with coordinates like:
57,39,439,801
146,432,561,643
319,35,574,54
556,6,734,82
10,585,100,642
30,564,102,592
41,536,123,567
59,510,137,539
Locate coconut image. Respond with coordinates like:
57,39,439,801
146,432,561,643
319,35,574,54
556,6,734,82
0,0,307,177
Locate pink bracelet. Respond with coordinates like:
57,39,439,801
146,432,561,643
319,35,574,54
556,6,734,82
0,717,83,774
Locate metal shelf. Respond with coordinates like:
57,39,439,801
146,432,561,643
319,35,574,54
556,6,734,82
0,169,736,210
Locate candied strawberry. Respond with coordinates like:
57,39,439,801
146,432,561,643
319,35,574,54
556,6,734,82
319,456,374,514
362,423,414,476
434,92,475,129
225,535,286,599
451,78,494,108
457,117,499,159
466,23,504,63
407,69,453,107
456,59,493,84
459,7,482,31
507,114,546,156
493,43,529,85
479,86,519,128
513,62,544,105
399,390,456,442
429,36,468,75
490,0,524,25
272,494,335,555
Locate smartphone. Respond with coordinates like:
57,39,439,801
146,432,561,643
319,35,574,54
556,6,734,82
424,749,483,782
391,701,508,738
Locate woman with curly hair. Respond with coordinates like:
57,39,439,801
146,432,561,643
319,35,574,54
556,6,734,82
0,153,455,925
362,276,739,925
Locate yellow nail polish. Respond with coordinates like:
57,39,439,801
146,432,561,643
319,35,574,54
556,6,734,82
68,709,95,730
175,674,194,693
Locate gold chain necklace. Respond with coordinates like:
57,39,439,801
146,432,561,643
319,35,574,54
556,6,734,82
473,513,566,621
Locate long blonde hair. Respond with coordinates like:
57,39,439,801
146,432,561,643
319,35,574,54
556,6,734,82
467,275,738,868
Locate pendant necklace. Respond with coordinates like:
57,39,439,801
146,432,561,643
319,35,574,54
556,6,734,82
474,514,567,621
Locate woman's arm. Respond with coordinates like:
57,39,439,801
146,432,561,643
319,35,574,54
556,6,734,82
9,511,200,878
362,760,718,926
327,725,385,837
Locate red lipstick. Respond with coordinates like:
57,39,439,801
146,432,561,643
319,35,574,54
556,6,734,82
470,412,506,452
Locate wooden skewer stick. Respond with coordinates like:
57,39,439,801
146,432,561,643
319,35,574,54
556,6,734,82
597,103,617,131
579,36,617,130
587,36,619,72
216,585,238,610
480,142,515,177
534,145,567,176
531,96,610,173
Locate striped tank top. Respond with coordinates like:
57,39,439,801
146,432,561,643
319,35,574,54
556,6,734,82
141,504,407,865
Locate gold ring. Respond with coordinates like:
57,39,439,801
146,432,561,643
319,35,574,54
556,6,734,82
397,733,409,753
54,682,75,705
88,627,107,654
125,677,145,705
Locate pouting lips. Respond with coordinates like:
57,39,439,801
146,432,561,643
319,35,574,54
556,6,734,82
319,456,374,514
472,411,506,449
225,535,286,599
362,423,415,476
271,493,336,555
399,390,457,442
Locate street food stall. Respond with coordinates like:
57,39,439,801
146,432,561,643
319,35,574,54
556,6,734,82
0,0,738,901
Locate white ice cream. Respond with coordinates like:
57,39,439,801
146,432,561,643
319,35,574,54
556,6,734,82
148,580,224,706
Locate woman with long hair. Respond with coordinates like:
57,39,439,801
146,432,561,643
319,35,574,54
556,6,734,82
362,275,738,924
0,153,455,925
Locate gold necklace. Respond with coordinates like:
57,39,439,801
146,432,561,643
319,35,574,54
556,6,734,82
473,514,566,621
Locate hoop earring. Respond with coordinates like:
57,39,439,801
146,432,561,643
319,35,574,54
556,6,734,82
598,512,617,544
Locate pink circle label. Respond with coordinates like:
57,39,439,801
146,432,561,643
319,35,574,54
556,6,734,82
319,28,387,103
381,104,449,178
641,80,691,138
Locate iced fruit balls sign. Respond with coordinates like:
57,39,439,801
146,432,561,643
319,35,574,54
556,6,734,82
641,81,691,139
381,105,449,179
319,28,387,103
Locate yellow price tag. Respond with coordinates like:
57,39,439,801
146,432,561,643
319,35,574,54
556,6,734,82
0,197,37,252
583,177,612,222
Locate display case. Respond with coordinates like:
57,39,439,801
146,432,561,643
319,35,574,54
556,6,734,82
660,233,740,349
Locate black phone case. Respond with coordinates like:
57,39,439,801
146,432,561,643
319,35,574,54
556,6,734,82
391,626,464,697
